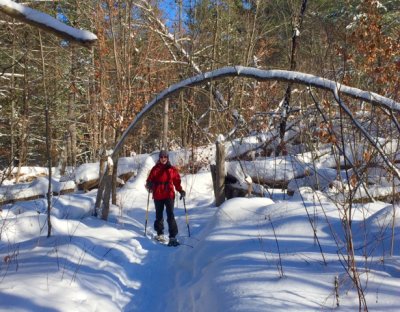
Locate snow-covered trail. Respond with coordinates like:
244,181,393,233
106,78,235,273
119,171,282,312
118,171,217,311
2,165,399,311
124,206,216,311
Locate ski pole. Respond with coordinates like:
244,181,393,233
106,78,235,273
182,196,191,237
144,191,150,236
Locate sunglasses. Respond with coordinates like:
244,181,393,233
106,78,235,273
160,156,168,159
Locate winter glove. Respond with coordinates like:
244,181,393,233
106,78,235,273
179,190,186,200
145,181,153,192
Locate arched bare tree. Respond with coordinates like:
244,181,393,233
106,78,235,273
95,65,400,219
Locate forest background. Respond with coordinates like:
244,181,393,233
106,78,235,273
1,0,399,175
0,1,400,310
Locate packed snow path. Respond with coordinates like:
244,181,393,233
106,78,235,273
120,172,218,311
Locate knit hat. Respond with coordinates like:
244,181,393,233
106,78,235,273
159,150,169,158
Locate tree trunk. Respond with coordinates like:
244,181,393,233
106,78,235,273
277,0,308,156
94,149,107,216
101,157,113,220
39,31,52,237
87,48,99,163
213,140,225,206
111,157,118,205
67,47,78,168
238,0,260,109
10,21,17,170
16,37,30,183
59,133,68,176
162,98,169,149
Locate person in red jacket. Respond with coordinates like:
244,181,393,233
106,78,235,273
146,150,185,246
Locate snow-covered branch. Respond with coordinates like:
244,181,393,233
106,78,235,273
0,0,97,48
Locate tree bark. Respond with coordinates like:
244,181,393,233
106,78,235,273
214,140,225,206
39,31,52,237
9,21,17,172
94,148,107,216
277,0,308,155
67,47,78,168
101,157,113,220
16,37,30,183
111,157,118,205
162,98,169,149
101,174,113,220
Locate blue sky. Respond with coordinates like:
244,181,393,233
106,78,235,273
159,0,190,29
160,0,178,21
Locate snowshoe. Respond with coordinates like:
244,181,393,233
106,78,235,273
154,235,167,243
167,238,180,247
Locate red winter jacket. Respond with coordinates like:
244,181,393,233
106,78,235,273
146,162,183,200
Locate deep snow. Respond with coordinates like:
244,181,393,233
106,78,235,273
0,153,399,311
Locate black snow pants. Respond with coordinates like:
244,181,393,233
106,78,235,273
154,198,178,238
